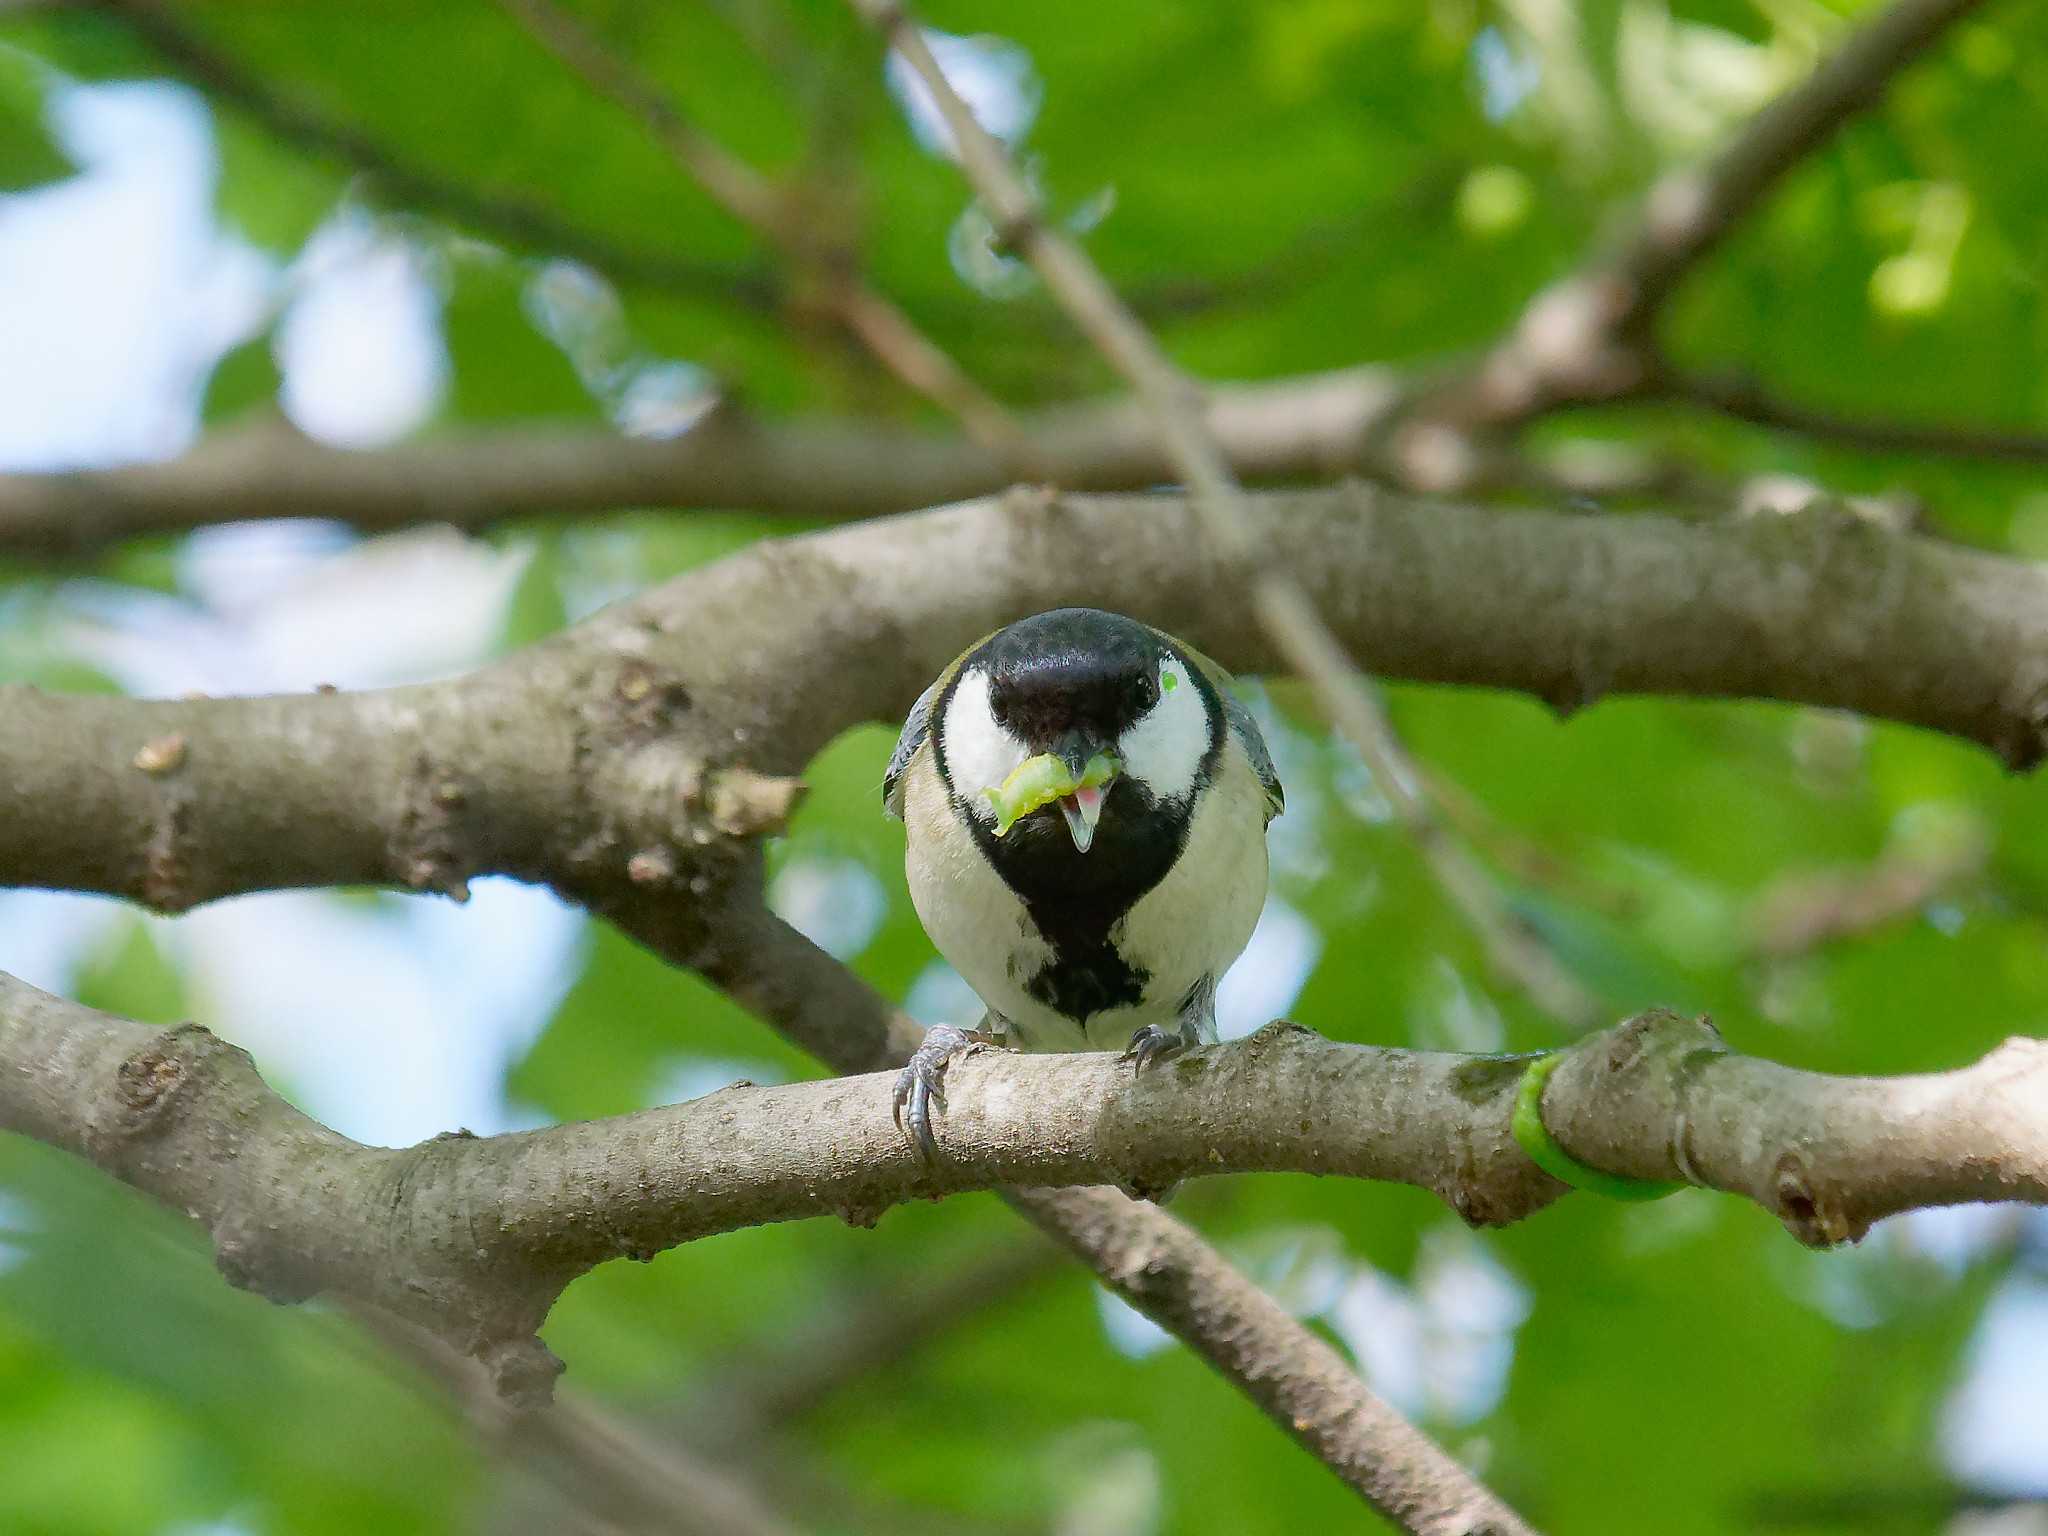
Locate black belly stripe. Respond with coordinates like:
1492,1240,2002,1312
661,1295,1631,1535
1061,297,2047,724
1028,933,1146,1023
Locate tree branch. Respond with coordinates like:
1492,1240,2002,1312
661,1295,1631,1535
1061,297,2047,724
358,1304,803,1536
21,0,2005,558
0,6,2019,1528
0,369,1397,556
493,0,1024,458
7,968,2043,1405
0,663,802,912
621,880,1540,1536
1745,825,1986,959
7,478,2048,1526
1608,0,1988,332
1002,1186,1529,1536
1414,0,1987,451
12,485,2048,918
697,1239,1063,1446
1666,367,2048,465
10,470,2047,1530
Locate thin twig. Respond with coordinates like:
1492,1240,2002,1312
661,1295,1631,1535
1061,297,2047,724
1667,367,2048,465
352,1304,803,1536
1607,0,1990,326
694,1239,1062,1447
497,0,1027,461
1418,767,1641,921
493,0,784,234
1003,1185,1532,1536
854,0,1600,1028
1742,1483,2043,1527
1273,538,1604,1027
1409,0,1989,454
1745,827,1986,959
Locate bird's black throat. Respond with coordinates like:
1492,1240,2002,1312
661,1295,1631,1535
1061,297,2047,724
960,777,1188,1023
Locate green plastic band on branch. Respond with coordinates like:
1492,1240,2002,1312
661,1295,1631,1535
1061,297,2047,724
1512,1052,1685,1202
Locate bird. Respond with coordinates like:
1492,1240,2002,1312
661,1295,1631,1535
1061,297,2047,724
883,606,1284,1156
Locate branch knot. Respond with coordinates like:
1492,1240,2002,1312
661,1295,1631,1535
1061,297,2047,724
479,1334,566,1410
107,1021,222,1144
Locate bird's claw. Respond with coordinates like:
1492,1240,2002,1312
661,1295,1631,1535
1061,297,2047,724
892,1024,980,1161
1120,1024,1186,1076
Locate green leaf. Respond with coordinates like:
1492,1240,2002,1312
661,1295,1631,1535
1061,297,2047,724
0,47,74,193
71,916,187,1026
508,922,812,1123
439,253,601,424
213,109,342,255
199,331,283,425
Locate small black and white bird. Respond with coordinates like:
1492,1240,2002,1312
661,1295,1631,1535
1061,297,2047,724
884,607,1283,1154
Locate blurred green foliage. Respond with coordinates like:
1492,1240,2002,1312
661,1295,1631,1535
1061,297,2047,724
1,0,2045,1532
0,44,73,191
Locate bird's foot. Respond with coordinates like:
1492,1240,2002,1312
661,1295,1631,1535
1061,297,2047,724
1120,1023,1188,1076
892,1023,989,1161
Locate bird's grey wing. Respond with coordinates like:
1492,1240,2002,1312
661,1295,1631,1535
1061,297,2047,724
883,678,939,819
1221,689,1284,824
1177,639,1285,824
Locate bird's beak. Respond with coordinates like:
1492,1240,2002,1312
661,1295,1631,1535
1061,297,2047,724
982,738,1120,851
1053,730,1112,853
1059,781,1109,853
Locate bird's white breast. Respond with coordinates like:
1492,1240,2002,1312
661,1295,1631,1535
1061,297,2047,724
901,735,1269,1053
1104,742,1269,1046
902,746,1052,1031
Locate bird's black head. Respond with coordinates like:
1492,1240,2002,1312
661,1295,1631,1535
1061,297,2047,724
980,608,1165,756
934,607,1222,864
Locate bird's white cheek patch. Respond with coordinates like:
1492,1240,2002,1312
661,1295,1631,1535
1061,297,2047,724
1118,660,1207,804
941,668,1029,820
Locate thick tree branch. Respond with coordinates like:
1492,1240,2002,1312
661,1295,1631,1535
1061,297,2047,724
0,5,2019,1529
0,369,1395,556
7,969,2043,1401
7,451,2043,1529
6,476,2047,1526
0,663,802,912
11,486,2048,917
